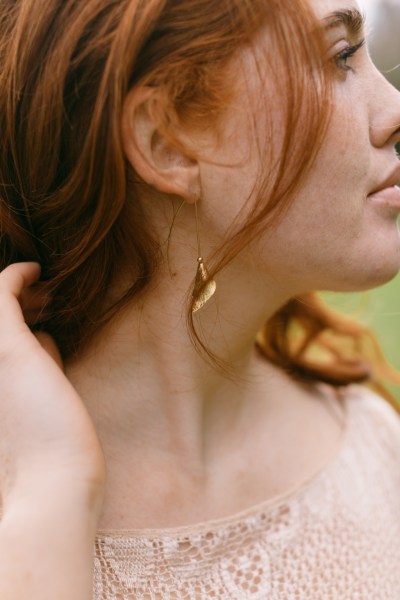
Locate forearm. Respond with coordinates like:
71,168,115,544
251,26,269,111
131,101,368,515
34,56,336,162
0,477,102,600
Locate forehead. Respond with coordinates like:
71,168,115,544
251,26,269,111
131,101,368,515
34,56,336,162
309,0,361,19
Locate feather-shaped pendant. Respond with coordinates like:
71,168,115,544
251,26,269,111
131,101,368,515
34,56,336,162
192,258,216,313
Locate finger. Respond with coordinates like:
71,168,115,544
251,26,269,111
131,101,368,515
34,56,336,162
0,263,42,336
0,262,41,297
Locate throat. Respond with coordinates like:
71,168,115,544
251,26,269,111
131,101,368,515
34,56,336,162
96,384,345,531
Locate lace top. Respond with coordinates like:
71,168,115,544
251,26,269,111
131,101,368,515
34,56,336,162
93,387,400,599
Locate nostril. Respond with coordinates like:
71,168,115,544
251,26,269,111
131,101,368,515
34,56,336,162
392,126,400,152
396,128,400,157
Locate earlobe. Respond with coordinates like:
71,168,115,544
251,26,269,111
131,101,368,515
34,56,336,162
121,87,201,202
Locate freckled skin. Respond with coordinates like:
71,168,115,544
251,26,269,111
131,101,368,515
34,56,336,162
63,0,400,531
198,0,400,297
276,0,400,292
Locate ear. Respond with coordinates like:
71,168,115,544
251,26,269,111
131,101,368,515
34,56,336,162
121,87,201,202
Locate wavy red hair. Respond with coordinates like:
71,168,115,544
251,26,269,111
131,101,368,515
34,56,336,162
0,0,398,405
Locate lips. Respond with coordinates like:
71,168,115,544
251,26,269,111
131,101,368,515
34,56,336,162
369,164,400,196
368,165,400,209
368,185,400,210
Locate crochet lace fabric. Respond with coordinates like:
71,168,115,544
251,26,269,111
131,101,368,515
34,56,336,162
93,389,400,599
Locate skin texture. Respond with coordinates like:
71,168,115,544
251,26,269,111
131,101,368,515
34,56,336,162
266,0,400,293
1,0,400,544
0,263,105,600
63,0,400,530
9,0,400,597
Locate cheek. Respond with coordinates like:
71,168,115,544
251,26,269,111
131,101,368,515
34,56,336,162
246,72,400,290
292,97,371,236
317,105,370,200
263,187,400,293
279,140,368,250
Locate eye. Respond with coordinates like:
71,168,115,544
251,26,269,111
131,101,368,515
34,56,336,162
334,39,366,72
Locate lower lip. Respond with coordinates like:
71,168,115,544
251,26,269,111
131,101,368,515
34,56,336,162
368,185,400,209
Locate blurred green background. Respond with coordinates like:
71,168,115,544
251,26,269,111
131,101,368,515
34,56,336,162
324,273,400,403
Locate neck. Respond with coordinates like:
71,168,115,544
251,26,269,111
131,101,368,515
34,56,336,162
65,253,295,477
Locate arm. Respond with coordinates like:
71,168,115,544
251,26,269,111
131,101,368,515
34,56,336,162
0,475,103,600
0,262,106,599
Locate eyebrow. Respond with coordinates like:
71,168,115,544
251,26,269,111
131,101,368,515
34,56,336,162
323,8,366,37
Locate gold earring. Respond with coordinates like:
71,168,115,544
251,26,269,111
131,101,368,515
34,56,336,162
192,257,216,312
192,200,216,313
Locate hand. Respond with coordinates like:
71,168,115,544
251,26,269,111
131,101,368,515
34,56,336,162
0,263,106,508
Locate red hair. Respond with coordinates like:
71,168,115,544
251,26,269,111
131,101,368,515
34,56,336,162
0,0,397,404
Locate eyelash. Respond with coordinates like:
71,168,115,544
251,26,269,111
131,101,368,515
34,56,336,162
334,39,366,72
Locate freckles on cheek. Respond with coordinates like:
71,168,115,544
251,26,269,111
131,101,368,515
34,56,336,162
313,130,369,210
327,91,370,185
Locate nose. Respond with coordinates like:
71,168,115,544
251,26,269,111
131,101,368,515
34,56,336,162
369,67,400,149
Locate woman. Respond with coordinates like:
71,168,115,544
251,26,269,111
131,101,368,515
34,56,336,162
1,0,400,597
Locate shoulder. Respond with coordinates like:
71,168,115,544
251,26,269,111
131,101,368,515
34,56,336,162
343,384,400,423
341,384,400,456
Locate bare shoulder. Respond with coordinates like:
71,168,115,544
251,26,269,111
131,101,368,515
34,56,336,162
341,384,400,444
343,384,400,418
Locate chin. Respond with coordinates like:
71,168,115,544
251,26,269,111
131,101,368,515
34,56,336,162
338,260,400,293
344,226,400,291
